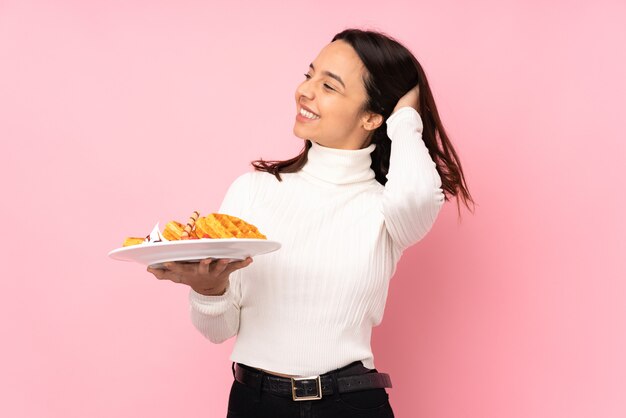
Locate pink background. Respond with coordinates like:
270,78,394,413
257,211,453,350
1,0,625,417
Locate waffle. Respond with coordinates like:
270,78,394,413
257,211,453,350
123,237,145,247
195,213,266,239
122,212,266,247
163,221,184,240
163,220,199,240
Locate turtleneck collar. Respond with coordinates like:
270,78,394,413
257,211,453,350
299,140,376,185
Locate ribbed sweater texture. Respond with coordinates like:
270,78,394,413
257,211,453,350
188,106,445,376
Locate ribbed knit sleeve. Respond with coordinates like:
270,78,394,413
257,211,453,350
382,106,445,251
188,173,250,343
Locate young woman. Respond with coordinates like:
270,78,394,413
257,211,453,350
148,28,474,417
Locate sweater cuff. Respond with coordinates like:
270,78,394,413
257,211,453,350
386,106,423,139
188,283,233,316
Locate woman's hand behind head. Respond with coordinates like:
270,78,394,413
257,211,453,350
392,84,420,115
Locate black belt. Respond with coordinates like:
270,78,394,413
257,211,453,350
233,361,392,401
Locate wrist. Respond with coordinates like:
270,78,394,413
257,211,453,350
192,284,228,297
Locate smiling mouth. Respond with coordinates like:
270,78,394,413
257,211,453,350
299,107,320,119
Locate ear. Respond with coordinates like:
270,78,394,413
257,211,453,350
361,112,383,132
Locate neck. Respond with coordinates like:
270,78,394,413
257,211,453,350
299,140,376,185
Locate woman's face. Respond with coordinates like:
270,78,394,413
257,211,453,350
293,40,382,150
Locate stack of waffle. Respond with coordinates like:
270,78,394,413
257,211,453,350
123,212,266,246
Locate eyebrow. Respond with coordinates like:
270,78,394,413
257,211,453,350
309,63,345,89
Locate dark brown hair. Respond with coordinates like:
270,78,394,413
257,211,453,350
252,28,475,217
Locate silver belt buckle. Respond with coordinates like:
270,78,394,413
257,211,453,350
291,375,322,401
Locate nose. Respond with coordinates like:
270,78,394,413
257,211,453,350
296,79,314,100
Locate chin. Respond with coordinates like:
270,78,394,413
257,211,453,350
293,126,309,141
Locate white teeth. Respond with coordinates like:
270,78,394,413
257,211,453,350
300,108,320,119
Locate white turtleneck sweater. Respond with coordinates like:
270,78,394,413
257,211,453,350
188,107,445,376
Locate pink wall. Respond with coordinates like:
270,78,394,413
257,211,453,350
1,1,624,417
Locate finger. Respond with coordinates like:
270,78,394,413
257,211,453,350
147,267,167,280
164,261,196,275
151,268,182,282
162,262,179,271
212,258,231,275
198,258,215,275
223,257,253,276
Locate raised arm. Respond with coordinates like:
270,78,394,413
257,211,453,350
382,106,445,251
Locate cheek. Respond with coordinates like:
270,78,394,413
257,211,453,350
330,106,360,130
322,98,352,121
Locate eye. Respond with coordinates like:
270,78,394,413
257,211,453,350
303,73,336,92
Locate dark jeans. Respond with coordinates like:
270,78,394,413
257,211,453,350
226,362,395,418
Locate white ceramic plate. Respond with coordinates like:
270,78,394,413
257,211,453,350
108,239,281,268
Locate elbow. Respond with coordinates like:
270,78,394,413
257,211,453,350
206,333,233,344
415,187,445,233
392,184,445,221
383,186,445,249
191,319,237,344
190,308,239,344
431,186,445,216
